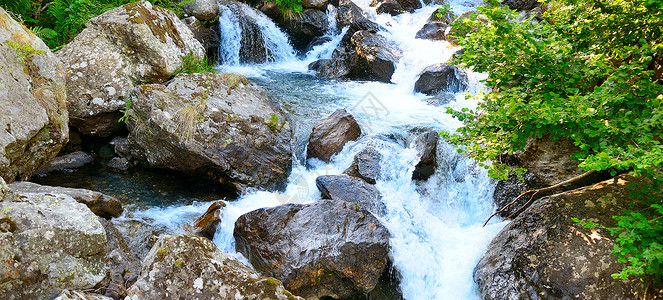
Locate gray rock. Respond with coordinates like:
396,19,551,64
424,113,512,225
504,0,540,11
518,136,586,186
234,200,391,299
56,1,205,137
126,235,302,299
372,0,421,15
0,8,69,183
316,175,386,216
475,175,650,299
107,157,131,172
303,0,329,9
307,109,361,162
344,145,382,184
55,290,114,300
351,30,402,83
412,131,438,180
35,151,94,175
0,187,108,299
109,136,131,158
337,0,383,33
127,73,293,191
280,9,330,51
376,1,407,16
98,217,141,299
415,11,455,41
9,181,123,219
414,63,468,95
182,16,220,60
415,22,447,40
184,0,220,21
111,218,167,260
310,45,359,79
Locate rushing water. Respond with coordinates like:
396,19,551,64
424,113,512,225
107,0,507,299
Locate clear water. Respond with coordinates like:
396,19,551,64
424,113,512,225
55,1,507,299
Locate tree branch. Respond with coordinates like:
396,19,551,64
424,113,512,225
483,170,597,227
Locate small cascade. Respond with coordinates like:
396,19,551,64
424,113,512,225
217,2,296,64
325,4,339,35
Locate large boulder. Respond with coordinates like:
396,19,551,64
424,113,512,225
126,73,293,191
307,109,361,162
0,187,108,299
316,175,386,216
183,0,220,21
234,200,391,299
56,0,205,137
303,0,329,9
0,8,69,183
518,136,586,186
126,235,302,299
351,30,402,83
9,181,123,219
344,145,382,184
475,175,654,299
414,63,469,95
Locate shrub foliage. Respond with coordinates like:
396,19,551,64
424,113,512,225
445,0,663,284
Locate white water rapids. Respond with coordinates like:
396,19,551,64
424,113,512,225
134,0,507,299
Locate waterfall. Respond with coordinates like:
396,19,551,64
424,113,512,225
217,2,296,65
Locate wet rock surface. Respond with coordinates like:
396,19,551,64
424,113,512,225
193,200,226,240
414,63,468,95
307,109,361,162
126,235,302,299
316,175,386,216
350,30,402,83
234,200,391,299
344,145,382,184
412,130,439,181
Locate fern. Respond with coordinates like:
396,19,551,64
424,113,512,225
30,26,59,40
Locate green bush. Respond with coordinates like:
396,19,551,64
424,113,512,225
445,0,663,284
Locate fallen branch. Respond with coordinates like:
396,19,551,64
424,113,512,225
483,170,596,227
